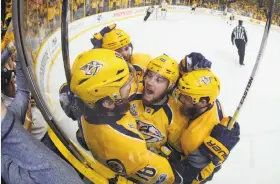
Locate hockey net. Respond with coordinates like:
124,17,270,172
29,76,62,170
151,5,163,20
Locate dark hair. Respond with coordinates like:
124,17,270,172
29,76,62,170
238,20,243,25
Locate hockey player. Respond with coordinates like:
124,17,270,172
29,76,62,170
191,2,197,14
227,11,235,25
70,48,182,183
130,54,187,155
130,53,212,156
60,24,151,148
144,3,155,21
160,0,168,19
231,20,248,65
90,24,132,62
91,24,151,74
170,69,240,183
222,5,228,19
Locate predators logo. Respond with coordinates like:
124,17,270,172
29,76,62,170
80,61,103,76
136,120,164,143
199,76,212,85
130,104,139,116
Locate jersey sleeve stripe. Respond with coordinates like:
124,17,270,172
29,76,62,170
163,104,173,125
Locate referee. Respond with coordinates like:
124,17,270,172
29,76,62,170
231,20,248,65
144,3,155,21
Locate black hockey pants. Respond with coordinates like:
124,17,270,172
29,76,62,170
235,39,246,65
144,12,151,21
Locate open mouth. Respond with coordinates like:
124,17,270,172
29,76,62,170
145,88,154,95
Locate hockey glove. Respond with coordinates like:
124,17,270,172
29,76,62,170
199,116,240,164
90,24,116,48
179,52,212,74
99,23,116,36
190,161,222,184
59,83,81,120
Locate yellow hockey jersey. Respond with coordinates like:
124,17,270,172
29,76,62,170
81,111,175,183
180,99,225,156
130,94,188,154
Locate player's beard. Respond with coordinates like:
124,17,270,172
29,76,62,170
180,105,202,118
82,98,130,118
123,54,131,62
98,101,131,115
114,102,131,114
142,90,166,106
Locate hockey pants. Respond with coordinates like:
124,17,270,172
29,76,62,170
144,12,151,21
235,39,246,65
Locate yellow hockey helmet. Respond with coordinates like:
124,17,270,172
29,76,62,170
102,29,131,51
146,54,179,88
70,48,136,106
174,70,220,104
131,53,152,75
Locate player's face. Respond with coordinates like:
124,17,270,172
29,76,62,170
178,94,208,117
142,70,169,105
116,45,131,62
103,68,138,113
178,95,196,109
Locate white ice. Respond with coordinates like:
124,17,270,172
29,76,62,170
48,11,280,183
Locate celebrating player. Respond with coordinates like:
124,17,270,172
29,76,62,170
59,25,152,147
171,69,240,183
130,54,187,155
69,48,182,183
130,53,212,156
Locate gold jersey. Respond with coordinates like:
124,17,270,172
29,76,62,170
180,99,225,156
130,94,188,154
81,111,175,183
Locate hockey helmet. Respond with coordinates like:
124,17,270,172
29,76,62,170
146,54,179,88
70,49,138,107
102,29,131,51
173,69,220,104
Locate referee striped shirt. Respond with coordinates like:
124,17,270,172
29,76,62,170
231,25,248,43
147,6,155,13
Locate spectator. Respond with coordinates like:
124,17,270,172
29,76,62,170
1,55,84,184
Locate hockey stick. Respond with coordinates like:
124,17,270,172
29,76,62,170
61,0,72,86
60,0,93,165
228,0,275,130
